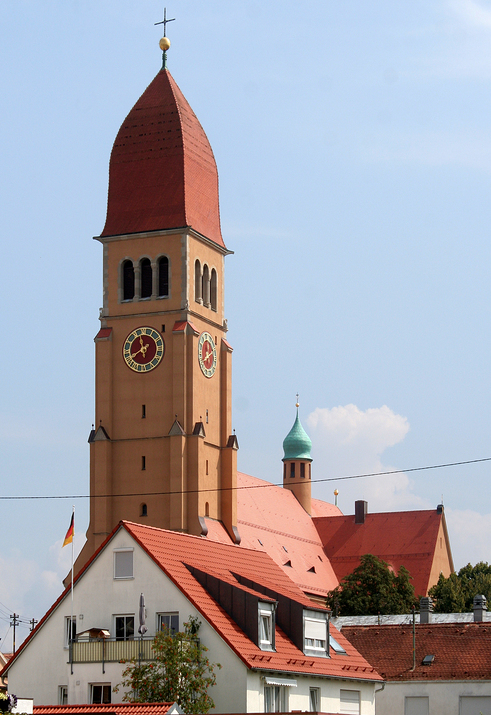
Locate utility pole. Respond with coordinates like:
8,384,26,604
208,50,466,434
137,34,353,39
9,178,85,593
10,613,19,654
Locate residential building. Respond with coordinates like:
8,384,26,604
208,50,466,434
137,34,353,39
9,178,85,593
3,522,382,713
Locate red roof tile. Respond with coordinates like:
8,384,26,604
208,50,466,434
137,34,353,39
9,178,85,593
101,70,224,248
34,704,176,715
342,622,491,681
313,509,444,597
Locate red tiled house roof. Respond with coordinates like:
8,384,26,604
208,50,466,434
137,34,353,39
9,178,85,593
101,69,225,247
341,622,491,681
125,521,381,681
34,705,178,715
2,521,381,684
313,508,453,597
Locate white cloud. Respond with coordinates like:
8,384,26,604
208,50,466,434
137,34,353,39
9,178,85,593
0,534,86,652
450,0,491,29
307,404,430,513
445,507,491,569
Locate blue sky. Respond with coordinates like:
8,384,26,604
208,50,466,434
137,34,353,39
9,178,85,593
1,0,491,650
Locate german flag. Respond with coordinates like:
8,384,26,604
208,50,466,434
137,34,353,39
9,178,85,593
63,513,74,547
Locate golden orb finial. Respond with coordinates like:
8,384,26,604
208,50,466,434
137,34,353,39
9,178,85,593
159,37,171,51
334,489,339,496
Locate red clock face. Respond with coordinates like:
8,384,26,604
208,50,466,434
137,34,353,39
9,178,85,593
198,332,217,378
201,340,214,369
123,327,165,373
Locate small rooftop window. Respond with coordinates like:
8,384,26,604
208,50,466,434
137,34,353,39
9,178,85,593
422,654,435,666
329,634,347,655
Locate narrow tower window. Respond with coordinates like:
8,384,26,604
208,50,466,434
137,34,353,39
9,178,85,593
195,260,202,302
300,463,305,479
290,463,295,479
140,258,152,299
210,269,217,311
142,405,146,419
122,260,135,301
141,503,148,517
141,456,146,471
158,256,169,297
202,264,210,307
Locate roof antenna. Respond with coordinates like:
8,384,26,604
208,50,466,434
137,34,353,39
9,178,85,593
155,8,175,69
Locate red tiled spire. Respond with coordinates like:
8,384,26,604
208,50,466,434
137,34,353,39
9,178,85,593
101,69,225,247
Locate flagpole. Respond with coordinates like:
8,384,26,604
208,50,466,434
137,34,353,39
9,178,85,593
71,505,75,645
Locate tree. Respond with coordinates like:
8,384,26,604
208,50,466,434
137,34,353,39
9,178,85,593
429,562,491,613
114,616,221,714
327,554,416,616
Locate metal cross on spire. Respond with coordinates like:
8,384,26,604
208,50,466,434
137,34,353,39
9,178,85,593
155,8,175,37
155,8,175,69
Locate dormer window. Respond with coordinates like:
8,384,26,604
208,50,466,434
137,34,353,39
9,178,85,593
303,609,329,657
258,602,275,651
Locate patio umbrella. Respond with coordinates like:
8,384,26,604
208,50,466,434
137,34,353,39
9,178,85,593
138,592,147,635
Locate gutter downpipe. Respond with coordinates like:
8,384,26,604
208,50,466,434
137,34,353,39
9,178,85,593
410,606,416,671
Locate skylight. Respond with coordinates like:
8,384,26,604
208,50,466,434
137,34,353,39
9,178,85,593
329,635,347,655
422,654,435,666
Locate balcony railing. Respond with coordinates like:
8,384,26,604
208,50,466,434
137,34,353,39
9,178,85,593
69,635,199,674
71,637,156,665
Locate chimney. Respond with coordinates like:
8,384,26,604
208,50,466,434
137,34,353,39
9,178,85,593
420,596,434,624
436,504,444,514
473,594,487,622
355,500,368,524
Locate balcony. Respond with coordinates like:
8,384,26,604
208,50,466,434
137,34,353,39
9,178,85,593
71,637,156,665
69,635,199,674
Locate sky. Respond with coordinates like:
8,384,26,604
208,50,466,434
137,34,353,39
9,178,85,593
1,0,491,650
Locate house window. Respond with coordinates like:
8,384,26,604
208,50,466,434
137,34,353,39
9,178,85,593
405,697,429,715
340,689,360,715
304,609,329,656
158,256,169,297
91,685,111,704
258,602,275,651
64,616,76,647
122,260,134,301
158,612,179,634
309,687,320,712
140,258,152,299
115,615,135,641
114,549,133,579
460,697,491,715
264,685,291,713
58,686,68,705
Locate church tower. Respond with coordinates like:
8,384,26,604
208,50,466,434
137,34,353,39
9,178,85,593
75,38,239,575
282,403,312,514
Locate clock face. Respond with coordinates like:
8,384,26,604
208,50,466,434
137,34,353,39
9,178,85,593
123,327,165,373
198,332,217,378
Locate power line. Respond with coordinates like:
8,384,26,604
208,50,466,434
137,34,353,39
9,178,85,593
0,456,489,501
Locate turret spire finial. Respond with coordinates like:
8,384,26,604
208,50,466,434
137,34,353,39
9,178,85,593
155,8,175,69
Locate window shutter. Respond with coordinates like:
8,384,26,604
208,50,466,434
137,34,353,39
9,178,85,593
305,618,327,641
340,689,360,715
114,550,133,578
